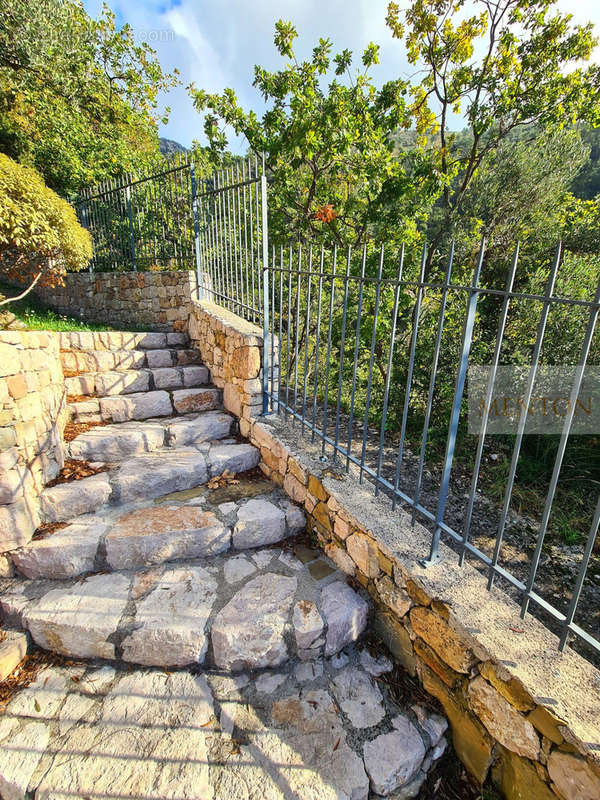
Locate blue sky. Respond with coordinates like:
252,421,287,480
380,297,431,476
83,0,600,153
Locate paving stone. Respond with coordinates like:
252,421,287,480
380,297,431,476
268,688,370,800
151,366,183,389
36,670,213,800
0,630,28,681
295,659,324,683
282,500,306,535
25,573,130,660
320,580,369,656
0,718,49,800
100,390,173,422
363,715,426,795
279,551,303,570
360,648,393,677
212,572,297,671
69,420,166,461
94,370,151,396
172,387,221,413
329,651,350,670
182,365,209,386
113,448,209,503
40,473,112,523
233,497,287,549
218,501,237,515
293,600,324,649
166,410,232,447
105,506,230,569
252,550,274,568
308,559,336,581
223,555,257,583
121,566,217,666
11,521,107,579
254,672,287,694
208,442,260,477
331,666,385,728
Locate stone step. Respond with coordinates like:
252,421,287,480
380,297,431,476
61,347,201,375
67,410,233,462
0,645,446,800
38,440,260,522
69,386,221,424
11,491,303,579
2,540,369,671
60,330,189,352
65,364,209,397
0,630,29,681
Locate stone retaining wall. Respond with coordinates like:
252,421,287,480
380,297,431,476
238,413,600,800
33,271,199,331
0,332,67,564
188,301,278,421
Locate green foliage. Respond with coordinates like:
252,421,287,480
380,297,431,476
190,21,437,249
386,0,600,260
0,0,179,196
0,153,91,288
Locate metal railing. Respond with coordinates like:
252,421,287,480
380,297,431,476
263,241,600,660
75,153,198,273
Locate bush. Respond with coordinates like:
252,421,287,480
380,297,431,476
0,153,91,294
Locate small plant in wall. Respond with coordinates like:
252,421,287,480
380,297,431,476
0,154,92,308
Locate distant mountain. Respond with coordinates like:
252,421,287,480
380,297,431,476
159,137,189,157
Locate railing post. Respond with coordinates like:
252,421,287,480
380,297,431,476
190,160,203,301
126,184,137,272
260,155,270,415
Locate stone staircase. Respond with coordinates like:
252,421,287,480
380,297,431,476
0,330,448,800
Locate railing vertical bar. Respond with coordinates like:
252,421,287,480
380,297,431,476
424,238,485,566
311,246,325,442
322,246,338,455
334,247,352,461
260,157,269,414
279,246,284,413
392,244,427,510
301,245,314,434
285,247,293,419
487,243,561,588
360,246,384,482
412,243,454,522
293,245,302,418
271,243,276,413
559,495,600,650
347,245,367,470
375,244,405,494
521,271,600,617
458,243,519,563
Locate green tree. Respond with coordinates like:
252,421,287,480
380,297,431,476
0,153,91,304
0,0,179,196
386,0,600,267
190,21,437,248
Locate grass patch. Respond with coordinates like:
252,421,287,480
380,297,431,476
1,281,113,332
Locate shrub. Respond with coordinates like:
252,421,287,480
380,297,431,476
0,153,91,300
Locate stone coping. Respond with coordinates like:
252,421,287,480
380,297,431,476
194,300,264,342
241,411,600,798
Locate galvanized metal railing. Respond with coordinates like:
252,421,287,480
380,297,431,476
263,241,600,660
75,153,267,327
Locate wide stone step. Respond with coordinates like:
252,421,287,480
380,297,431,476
68,386,221,423
3,540,369,670
38,441,260,522
68,410,233,462
61,347,201,375
65,365,209,397
0,645,446,800
60,330,189,352
12,491,302,579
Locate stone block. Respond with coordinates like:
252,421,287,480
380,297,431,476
172,387,220,414
99,391,172,422
0,630,29,681
40,474,112,523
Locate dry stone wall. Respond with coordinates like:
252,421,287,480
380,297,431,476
188,301,278,421
0,332,67,562
235,413,600,800
33,271,198,331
